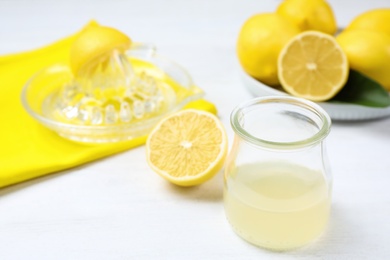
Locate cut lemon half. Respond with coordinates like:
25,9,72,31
70,23,132,75
278,31,349,101
146,109,228,187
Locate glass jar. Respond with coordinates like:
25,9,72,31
224,96,332,250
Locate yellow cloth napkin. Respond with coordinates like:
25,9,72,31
0,23,216,188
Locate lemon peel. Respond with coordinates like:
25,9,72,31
70,24,131,75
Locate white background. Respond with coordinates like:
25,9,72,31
1,0,390,259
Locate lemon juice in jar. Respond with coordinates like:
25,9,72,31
224,162,330,249
224,96,332,250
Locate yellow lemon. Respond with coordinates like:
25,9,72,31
336,30,390,91
237,13,301,86
276,0,337,35
346,9,390,36
70,24,131,75
184,99,218,115
278,31,349,101
146,109,228,187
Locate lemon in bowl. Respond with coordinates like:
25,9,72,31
345,9,390,36
276,0,337,35
336,30,390,91
278,31,349,102
237,13,301,86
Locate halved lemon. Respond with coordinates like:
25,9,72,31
146,109,228,187
70,23,132,75
278,31,349,101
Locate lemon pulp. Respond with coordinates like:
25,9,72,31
278,31,349,101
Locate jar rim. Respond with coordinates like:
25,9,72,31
230,96,331,149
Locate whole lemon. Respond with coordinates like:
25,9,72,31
276,0,337,35
237,13,300,86
336,30,390,91
346,9,390,36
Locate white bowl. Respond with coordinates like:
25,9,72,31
240,70,390,121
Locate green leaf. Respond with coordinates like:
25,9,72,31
330,70,390,108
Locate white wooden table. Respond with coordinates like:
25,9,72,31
1,0,390,259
